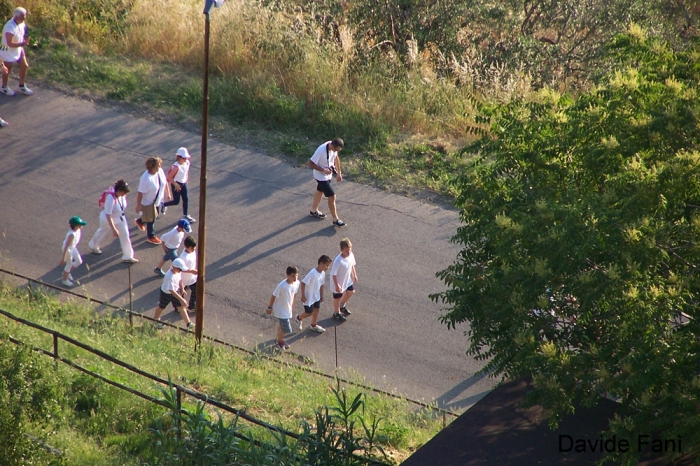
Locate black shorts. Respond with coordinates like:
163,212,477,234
316,180,335,197
333,284,355,300
158,289,183,310
303,301,321,314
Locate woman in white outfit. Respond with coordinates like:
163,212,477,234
88,180,138,263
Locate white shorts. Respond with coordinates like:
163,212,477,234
63,247,82,273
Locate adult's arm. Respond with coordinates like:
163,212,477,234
334,156,342,182
308,159,332,174
4,32,26,48
135,192,143,213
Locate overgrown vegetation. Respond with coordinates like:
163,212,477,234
434,31,700,465
0,281,442,464
5,0,699,196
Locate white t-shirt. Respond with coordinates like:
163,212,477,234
301,268,325,304
62,228,81,250
160,269,181,293
172,160,190,184
161,227,185,250
0,19,25,63
179,250,197,287
309,142,338,182
138,168,167,206
104,194,127,221
331,252,356,292
272,279,300,319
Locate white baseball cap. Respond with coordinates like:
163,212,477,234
172,258,188,271
176,147,191,159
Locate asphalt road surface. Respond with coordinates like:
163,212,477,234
0,88,496,412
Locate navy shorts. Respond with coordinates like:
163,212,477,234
316,180,335,197
303,301,321,314
333,284,354,300
158,289,183,310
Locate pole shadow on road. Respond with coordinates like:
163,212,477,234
207,216,338,283
433,372,495,412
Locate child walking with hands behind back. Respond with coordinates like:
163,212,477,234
331,238,358,322
266,266,300,350
60,216,87,287
154,219,191,277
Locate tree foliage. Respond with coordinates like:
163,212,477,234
434,32,700,463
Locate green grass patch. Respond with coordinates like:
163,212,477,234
27,42,469,200
0,282,444,464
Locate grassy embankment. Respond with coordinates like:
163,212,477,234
0,281,443,464
9,0,525,199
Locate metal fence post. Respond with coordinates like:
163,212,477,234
53,333,59,370
128,265,133,327
176,387,182,441
27,279,32,300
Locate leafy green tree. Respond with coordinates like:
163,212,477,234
434,31,700,463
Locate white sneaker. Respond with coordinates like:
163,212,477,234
293,314,303,331
310,324,326,333
61,279,75,287
0,87,15,96
123,258,139,263
91,248,103,255
0,118,7,127
184,215,197,223
68,273,74,281
18,85,33,95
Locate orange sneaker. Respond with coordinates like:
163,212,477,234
135,218,146,231
147,237,162,245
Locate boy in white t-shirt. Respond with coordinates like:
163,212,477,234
265,265,300,350
294,255,332,333
153,258,193,330
154,219,191,276
330,237,358,322
59,216,87,287
178,236,198,312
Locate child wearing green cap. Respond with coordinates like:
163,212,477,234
60,216,87,287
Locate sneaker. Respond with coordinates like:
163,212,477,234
0,86,15,96
0,118,7,127
310,324,326,333
147,237,163,245
186,322,194,331
154,267,165,277
123,258,139,263
91,248,103,255
333,312,347,322
61,279,75,287
310,210,326,219
160,204,167,215
340,305,351,316
277,340,290,350
18,85,33,95
154,321,165,330
333,219,346,227
184,215,197,223
67,273,74,281
135,218,146,231
293,315,303,331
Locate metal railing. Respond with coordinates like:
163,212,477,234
0,266,458,421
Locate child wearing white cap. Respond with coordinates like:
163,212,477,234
153,258,193,330
161,147,195,223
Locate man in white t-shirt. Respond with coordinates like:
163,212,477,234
135,156,168,244
330,237,358,322
307,138,346,227
265,265,300,350
293,255,332,333
0,7,33,96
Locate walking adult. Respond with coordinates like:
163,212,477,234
88,180,138,263
308,138,346,227
0,7,33,96
135,157,168,245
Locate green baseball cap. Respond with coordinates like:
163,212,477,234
69,216,87,227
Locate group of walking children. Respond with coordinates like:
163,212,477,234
266,237,357,350
59,147,199,329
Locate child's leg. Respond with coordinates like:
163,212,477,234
163,185,181,207
188,282,197,310
311,308,321,327
276,323,285,342
340,289,355,307
180,183,189,216
175,305,191,325
333,294,342,313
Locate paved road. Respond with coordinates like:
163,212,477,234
0,88,496,411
